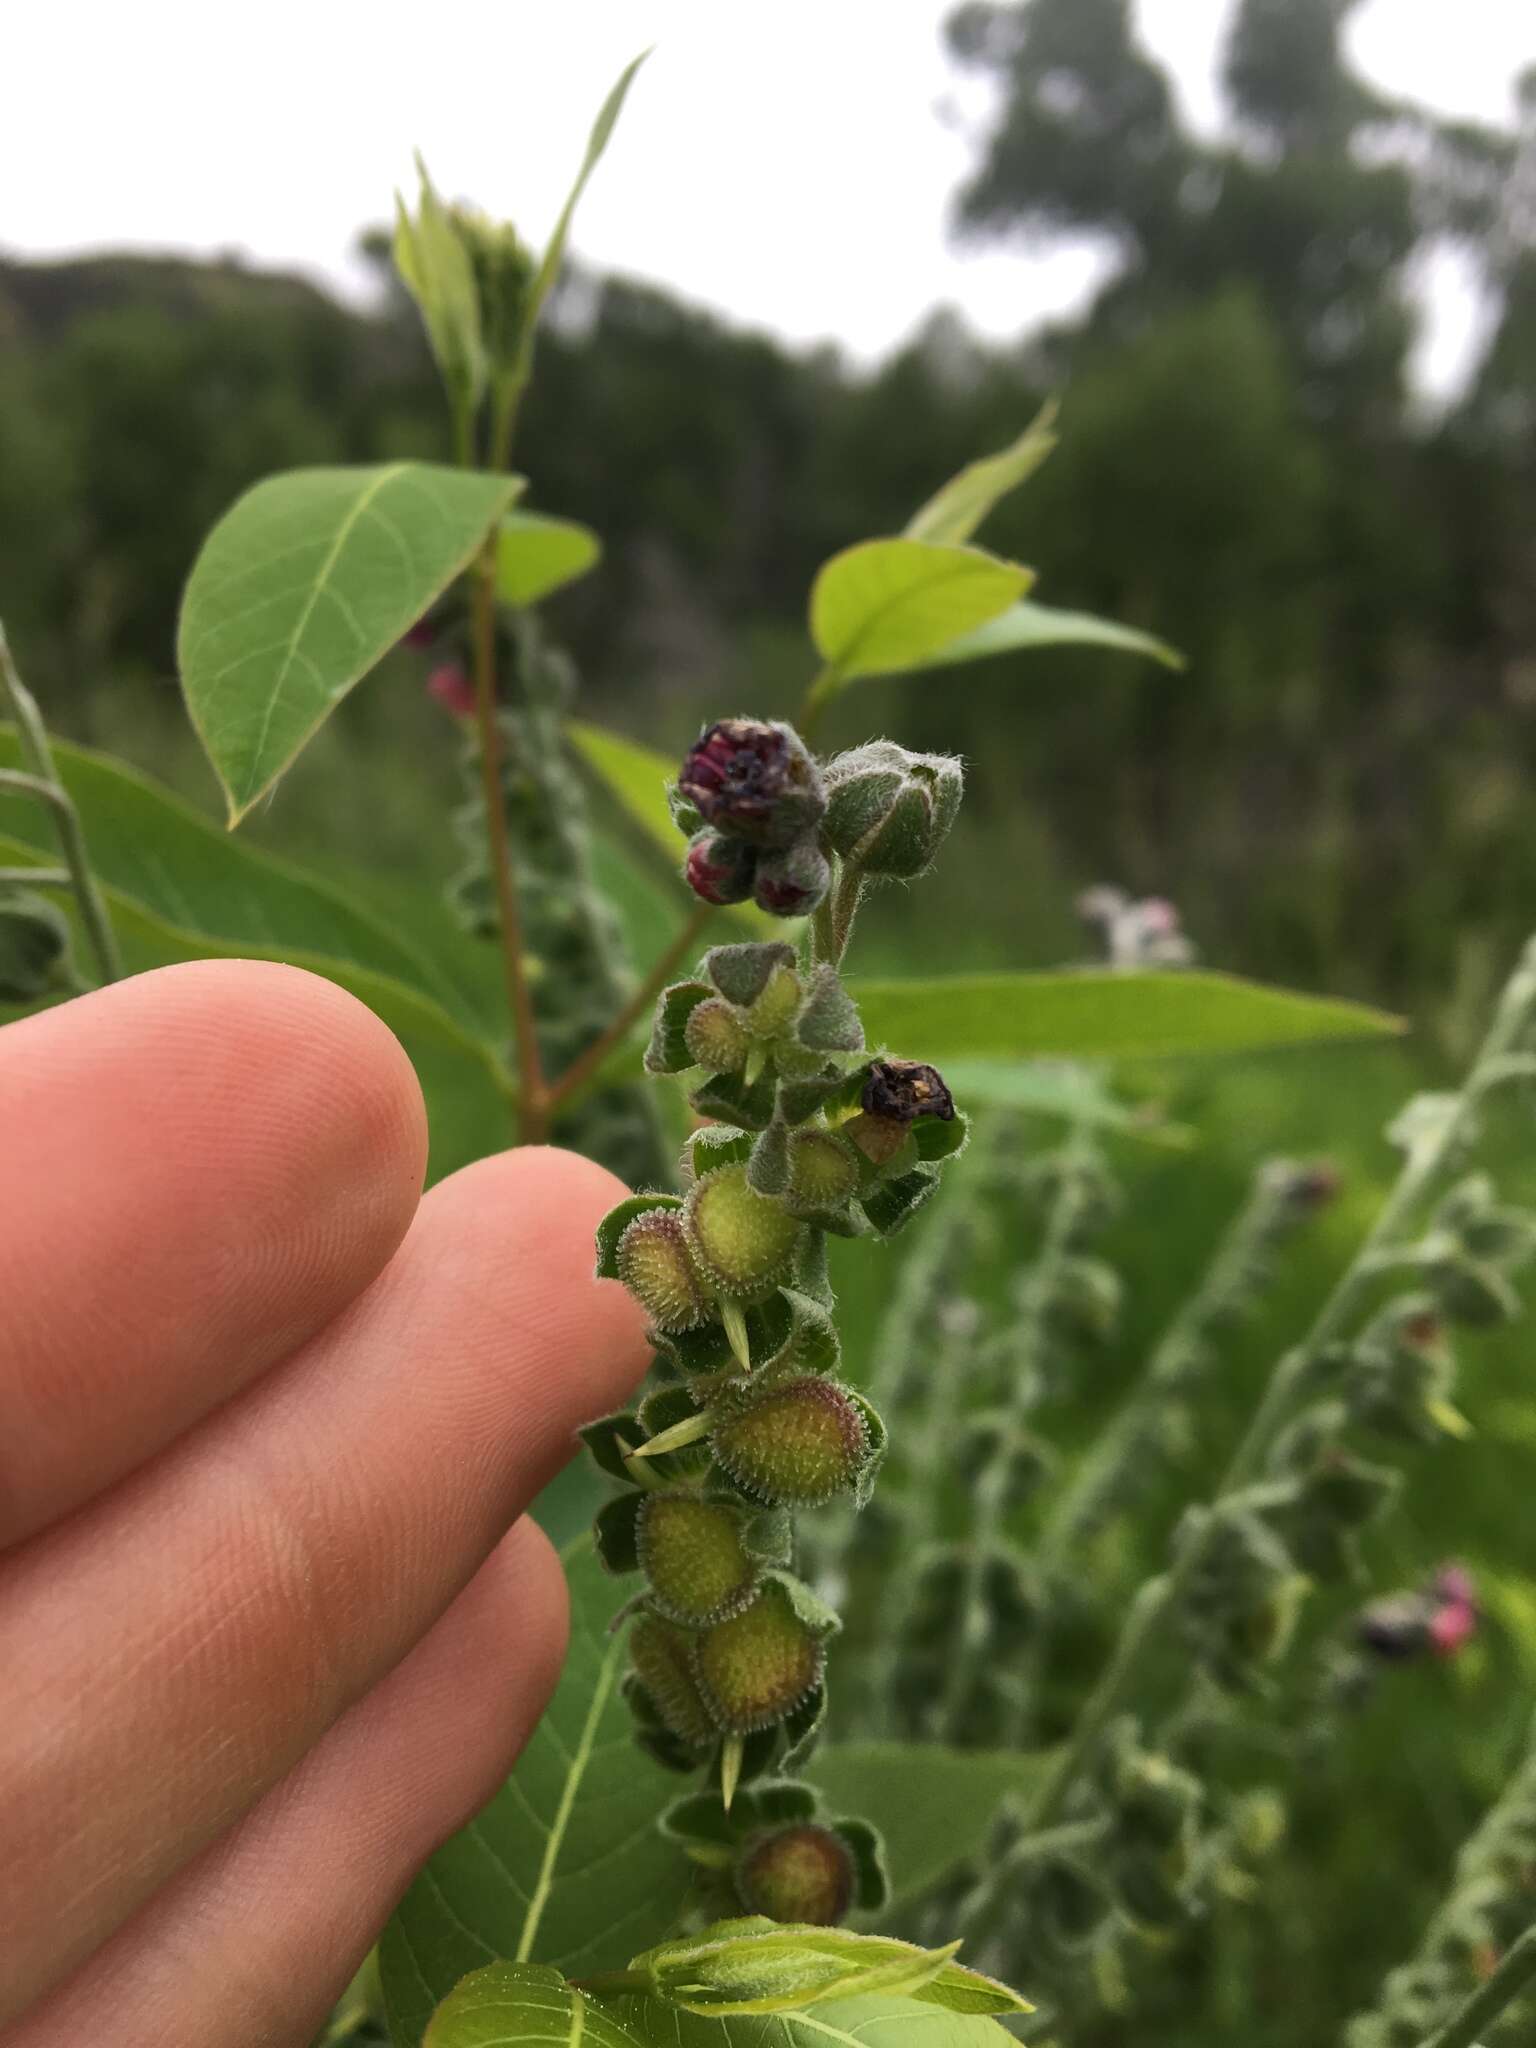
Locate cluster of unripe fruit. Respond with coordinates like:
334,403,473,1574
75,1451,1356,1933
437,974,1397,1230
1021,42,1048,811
584,718,967,1926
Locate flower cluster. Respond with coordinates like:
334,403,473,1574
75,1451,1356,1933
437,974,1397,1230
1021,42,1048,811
585,720,967,1925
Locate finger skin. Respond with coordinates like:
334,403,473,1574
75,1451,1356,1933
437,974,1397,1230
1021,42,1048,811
0,960,428,1549
10,1518,569,2048
0,1144,648,2021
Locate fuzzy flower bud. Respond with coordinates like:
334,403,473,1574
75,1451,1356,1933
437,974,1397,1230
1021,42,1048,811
684,997,751,1074
684,1165,802,1301
686,832,758,908
754,840,831,918
617,1209,714,1332
637,1494,759,1627
734,1824,856,1926
714,1375,872,1506
692,1581,827,1733
821,741,963,879
630,1613,718,1749
678,719,826,850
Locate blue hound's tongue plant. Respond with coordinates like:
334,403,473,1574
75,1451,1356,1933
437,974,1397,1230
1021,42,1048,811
590,716,971,1899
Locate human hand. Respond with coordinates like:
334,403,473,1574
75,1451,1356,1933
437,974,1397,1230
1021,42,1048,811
0,961,648,2044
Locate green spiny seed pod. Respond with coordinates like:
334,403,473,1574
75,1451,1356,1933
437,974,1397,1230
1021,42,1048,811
685,997,751,1074
734,1823,856,1925
631,1613,718,1749
693,1581,826,1733
788,1130,862,1207
714,1375,871,1506
638,1493,759,1626
684,1165,802,1300
618,1210,714,1331
744,963,803,1040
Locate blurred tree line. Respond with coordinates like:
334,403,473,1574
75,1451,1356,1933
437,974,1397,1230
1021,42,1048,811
0,0,1531,1028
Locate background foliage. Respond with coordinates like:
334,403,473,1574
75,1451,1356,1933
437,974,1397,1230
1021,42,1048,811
3,6,1535,2046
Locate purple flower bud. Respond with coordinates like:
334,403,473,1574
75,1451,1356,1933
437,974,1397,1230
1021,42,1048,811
685,831,757,907
1434,1563,1477,1610
402,615,437,650
427,662,476,719
861,1059,955,1125
753,840,831,918
678,719,825,849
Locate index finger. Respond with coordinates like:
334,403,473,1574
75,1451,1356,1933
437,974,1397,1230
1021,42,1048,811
0,960,428,1548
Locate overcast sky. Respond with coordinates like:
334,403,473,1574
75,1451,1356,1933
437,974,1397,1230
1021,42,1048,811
4,2,1531,395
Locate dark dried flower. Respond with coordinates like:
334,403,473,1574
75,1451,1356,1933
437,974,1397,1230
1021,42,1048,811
861,1059,955,1125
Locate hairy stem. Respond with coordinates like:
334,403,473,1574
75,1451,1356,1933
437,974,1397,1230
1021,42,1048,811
1420,1925,1536,2048
1019,936,1536,1836
1041,1163,1312,1560
0,629,121,987
469,552,548,1139
937,1122,1097,1742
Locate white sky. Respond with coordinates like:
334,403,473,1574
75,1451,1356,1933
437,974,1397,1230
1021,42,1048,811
3,2,1531,395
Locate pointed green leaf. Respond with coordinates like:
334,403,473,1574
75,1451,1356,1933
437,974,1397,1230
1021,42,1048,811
615,1990,1024,2048
425,1963,644,2048
922,598,1183,673
380,1542,695,2041
849,970,1403,1062
809,540,1029,685
497,510,602,607
394,157,485,406
516,52,651,374
178,463,520,820
904,402,1059,547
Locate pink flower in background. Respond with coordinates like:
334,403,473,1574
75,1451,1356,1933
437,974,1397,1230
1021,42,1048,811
427,663,476,719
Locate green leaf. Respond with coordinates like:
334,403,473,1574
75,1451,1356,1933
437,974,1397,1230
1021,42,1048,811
806,1744,1056,1917
394,157,486,407
921,598,1183,673
425,1963,643,2048
903,402,1058,548
939,1059,1193,1143
809,540,1029,685
497,510,602,608
616,1989,1022,2048
523,53,650,349
848,970,1403,1063
0,731,510,1185
379,1540,695,2043
178,463,520,820
627,1920,1027,2017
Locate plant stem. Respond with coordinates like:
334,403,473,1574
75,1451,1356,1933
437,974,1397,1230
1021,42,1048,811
1419,1925,1536,2048
936,1122,1097,1742
1041,1163,1309,1561
0,629,122,986
469,551,548,1140
546,901,713,1112
1018,936,1536,1836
